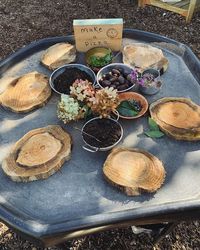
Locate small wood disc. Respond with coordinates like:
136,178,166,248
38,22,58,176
2,125,72,182
122,43,168,72
150,97,200,140
0,71,51,113
103,147,165,196
16,133,62,167
41,42,76,70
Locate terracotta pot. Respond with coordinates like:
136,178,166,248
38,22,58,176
118,92,148,119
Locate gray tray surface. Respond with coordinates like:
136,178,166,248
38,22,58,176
0,31,200,236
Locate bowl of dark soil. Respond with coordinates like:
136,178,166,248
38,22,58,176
81,117,123,152
85,47,113,73
96,63,135,92
49,64,96,94
117,92,148,119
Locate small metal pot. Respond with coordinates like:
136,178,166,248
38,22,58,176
96,63,135,93
85,47,113,73
139,68,162,95
81,116,123,153
49,64,96,95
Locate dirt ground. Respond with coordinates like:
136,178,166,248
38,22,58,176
0,0,200,249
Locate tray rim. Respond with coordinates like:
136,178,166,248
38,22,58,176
0,28,200,240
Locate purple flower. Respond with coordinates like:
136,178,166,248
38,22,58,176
143,73,154,82
130,69,139,81
131,70,157,87
138,78,145,86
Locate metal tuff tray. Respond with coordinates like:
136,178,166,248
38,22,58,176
0,29,200,245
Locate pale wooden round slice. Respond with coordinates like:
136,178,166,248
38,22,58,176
2,125,72,182
103,147,165,196
150,97,200,141
0,71,51,113
41,42,76,70
16,132,62,167
122,43,168,72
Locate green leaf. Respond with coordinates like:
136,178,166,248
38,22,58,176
145,130,165,138
84,106,92,119
148,117,159,131
117,101,139,117
118,106,138,117
89,53,112,67
119,101,139,111
127,100,142,112
104,54,111,63
119,101,132,109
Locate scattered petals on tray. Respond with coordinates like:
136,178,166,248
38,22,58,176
150,97,200,141
103,147,165,196
2,125,72,182
122,43,168,72
0,71,51,113
41,42,76,70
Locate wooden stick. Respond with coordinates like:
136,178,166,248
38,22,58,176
73,126,102,142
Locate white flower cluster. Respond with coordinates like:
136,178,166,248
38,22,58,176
70,86,86,102
57,94,80,123
102,87,118,99
57,83,119,122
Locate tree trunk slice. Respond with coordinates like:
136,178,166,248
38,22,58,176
0,71,51,113
16,133,62,167
103,147,165,196
41,43,76,70
150,97,200,141
2,125,72,182
122,43,168,72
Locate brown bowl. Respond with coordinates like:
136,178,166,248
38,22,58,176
118,92,148,119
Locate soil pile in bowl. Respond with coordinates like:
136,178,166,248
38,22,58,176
53,68,93,94
83,118,121,148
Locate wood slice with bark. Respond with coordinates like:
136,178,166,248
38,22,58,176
122,43,168,72
41,42,76,70
2,125,72,182
0,71,51,113
103,147,165,196
150,97,200,141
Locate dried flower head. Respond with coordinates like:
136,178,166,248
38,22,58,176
70,79,95,102
57,94,85,123
90,87,120,118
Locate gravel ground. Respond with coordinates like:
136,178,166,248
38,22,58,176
0,0,200,249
